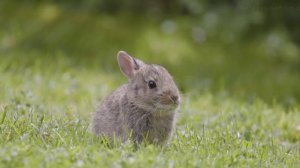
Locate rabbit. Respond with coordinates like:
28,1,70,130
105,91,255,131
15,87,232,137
91,51,180,145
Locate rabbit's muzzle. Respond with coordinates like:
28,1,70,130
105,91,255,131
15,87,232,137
160,91,180,106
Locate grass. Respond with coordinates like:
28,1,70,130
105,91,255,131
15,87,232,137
1,2,300,167
1,55,300,168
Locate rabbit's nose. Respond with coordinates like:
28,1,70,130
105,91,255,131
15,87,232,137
170,95,179,104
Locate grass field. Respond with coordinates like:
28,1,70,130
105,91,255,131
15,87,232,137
1,54,300,168
1,2,300,168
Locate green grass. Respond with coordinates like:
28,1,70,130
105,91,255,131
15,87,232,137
1,55,300,168
1,2,300,168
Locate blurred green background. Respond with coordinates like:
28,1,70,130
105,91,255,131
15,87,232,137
1,0,300,107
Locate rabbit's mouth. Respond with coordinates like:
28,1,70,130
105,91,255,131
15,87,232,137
159,95,180,106
154,98,180,112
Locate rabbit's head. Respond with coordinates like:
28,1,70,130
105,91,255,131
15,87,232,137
117,51,180,113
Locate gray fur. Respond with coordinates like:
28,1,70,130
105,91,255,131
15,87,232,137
91,51,180,145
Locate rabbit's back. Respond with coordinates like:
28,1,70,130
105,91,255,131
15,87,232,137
92,84,128,140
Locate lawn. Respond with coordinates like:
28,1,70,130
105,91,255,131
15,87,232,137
1,2,300,168
1,51,300,168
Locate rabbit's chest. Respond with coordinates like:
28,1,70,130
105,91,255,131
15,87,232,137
129,112,175,144
147,114,175,144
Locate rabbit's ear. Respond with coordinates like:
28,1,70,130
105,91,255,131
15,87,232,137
117,51,143,78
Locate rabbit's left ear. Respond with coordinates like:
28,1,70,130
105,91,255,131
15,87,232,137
117,51,144,79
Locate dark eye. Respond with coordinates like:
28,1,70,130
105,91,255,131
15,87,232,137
148,80,157,89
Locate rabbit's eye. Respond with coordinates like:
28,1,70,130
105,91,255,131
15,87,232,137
148,80,157,89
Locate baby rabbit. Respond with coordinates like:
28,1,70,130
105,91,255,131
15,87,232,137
92,51,180,145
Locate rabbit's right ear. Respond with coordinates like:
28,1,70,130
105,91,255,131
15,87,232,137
117,51,142,79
